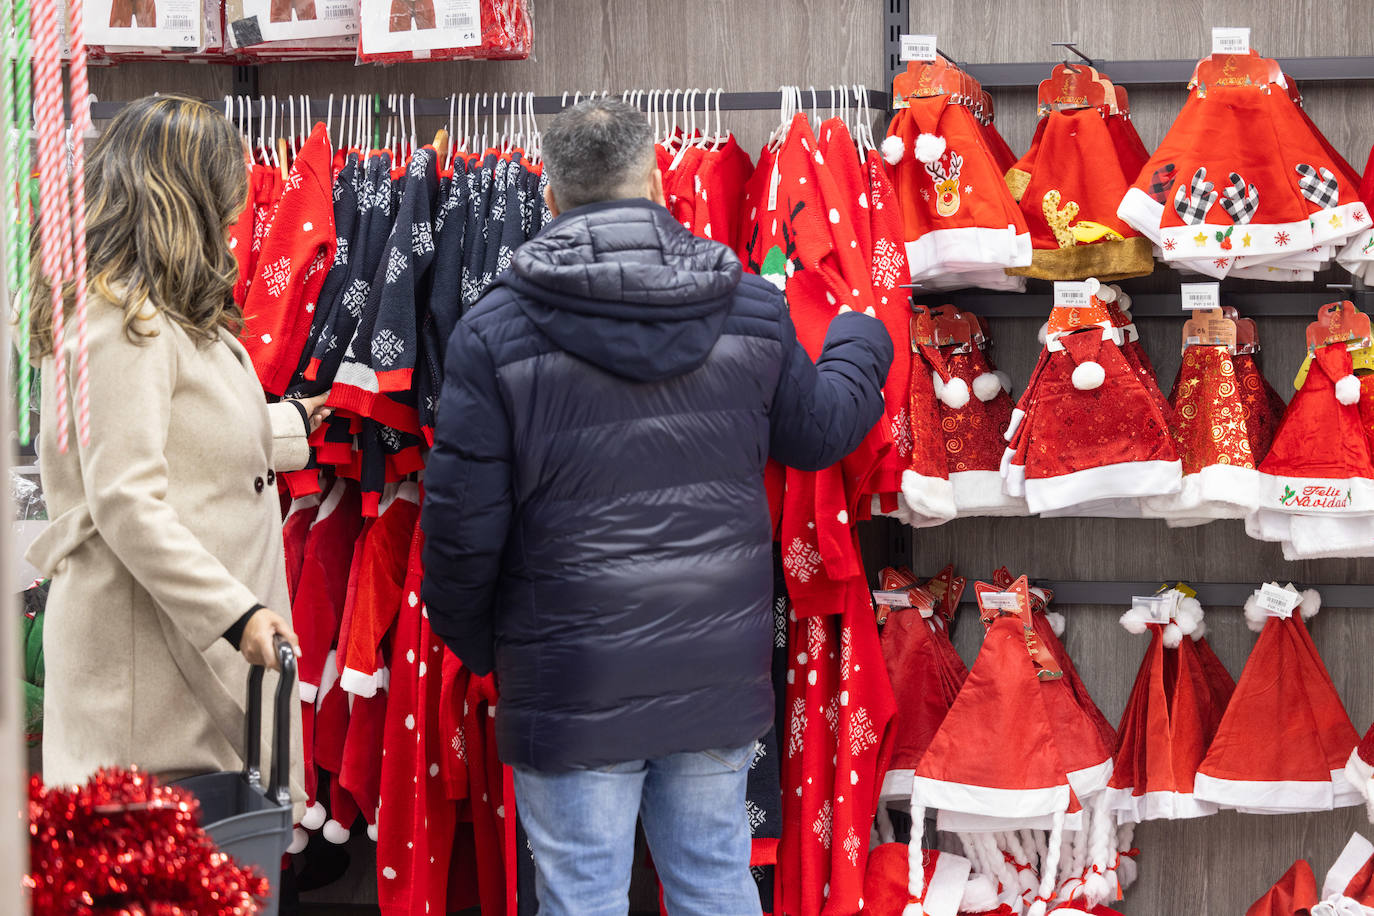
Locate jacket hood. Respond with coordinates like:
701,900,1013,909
501,198,743,382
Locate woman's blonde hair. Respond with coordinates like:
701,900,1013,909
31,94,250,358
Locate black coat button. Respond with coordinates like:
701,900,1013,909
267,470,276,486
254,476,265,493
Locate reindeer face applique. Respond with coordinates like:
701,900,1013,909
925,151,964,217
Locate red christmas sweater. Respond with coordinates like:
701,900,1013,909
242,123,338,396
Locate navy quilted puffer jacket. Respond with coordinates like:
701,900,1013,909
421,198,891,771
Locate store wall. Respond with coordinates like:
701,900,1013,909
904,2,1374,915
79,2,1374,913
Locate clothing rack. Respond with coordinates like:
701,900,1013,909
920,289,1374,319
86,87,892,122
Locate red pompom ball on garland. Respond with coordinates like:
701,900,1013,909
25,766,270,915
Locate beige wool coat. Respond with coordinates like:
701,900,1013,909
28,297,310,817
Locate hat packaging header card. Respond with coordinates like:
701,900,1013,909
225,0,359,47
86,0,203,48
359,0,477,56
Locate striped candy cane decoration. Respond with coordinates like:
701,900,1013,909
68,0,89,446
32,0,68,451
13,0,33,440
1,0,24,443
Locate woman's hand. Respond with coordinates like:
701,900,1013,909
296,392,333,433
240,608,302,670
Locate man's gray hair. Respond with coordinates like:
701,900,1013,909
542,98,655,211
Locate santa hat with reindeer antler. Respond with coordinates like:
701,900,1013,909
885,95,1030,291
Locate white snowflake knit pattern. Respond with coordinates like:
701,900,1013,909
412,220,435,257
385,247,408,285
787,697,806,758
872,237,905,289
452,727,467,762
343,279,370,318
746,800,766,832
372,328,404,367
378,425,401,451
812,800,833,849
843,828,861,866
282,168,304,194
334,236,350,267
783,537,822,583
848,707,879,756
890,407,913,458
261,256,292,299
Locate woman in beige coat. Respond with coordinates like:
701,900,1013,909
25,95,324,822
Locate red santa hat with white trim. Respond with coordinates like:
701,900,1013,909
1345,722,1374,824
1194,584,1362,814
861,843,972,916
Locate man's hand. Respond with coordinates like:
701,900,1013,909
240,608,302,670
296,392,334,433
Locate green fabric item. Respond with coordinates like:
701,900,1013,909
21,581,45,747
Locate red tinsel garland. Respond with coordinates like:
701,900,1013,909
25,767,270,916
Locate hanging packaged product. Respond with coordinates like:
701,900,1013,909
1247,300,1374,558
1003,279,1180,517
1117,44,1366,281
225,0,359,48
1004,62,1154,281
86,0,204,50
885,55,1030,291
357,0,532,62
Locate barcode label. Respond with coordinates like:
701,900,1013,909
323,5,354,19
443,11,476,28
163,15,194,29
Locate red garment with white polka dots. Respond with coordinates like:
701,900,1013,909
241,123,338,396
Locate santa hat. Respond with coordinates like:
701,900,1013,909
1245,859,1320,916
1317,833,1374,914
1010,323,1180,515
885,96,1031,289
1249,343,1374,548
938,341,1027,518
862,843,970,916
1194,585,1362,813
897,346,958,527
913,615,1074,916
1345,724,1374,824
1005,108,1154,282
1106,594,1232,822
1143,344,1264,523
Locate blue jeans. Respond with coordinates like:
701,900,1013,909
512,742,763,916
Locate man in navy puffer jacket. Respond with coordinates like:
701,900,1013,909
422,99,892,916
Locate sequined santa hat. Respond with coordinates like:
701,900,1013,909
1194,584,1362,813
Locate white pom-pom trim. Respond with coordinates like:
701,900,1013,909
1191,619,1207,640
288,826,309,855
301,801,327,831
961,875,1001,913
367,822,379,842
1162,622,1183,648
914,133,947,165
1037,322,1049,346
1072,360,1106,391
1084,278,1101,297
1095,283,1118,303
322,819,351,845
1119,608,1150,634
1299,588,1321,618
1045,611,1066,637
973,372,1003,402
881,134,906,166
994,370,1012,394
1336,374,1362,406
1112,285,1131,313
940,376,971,409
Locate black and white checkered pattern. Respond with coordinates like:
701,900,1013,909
1220,171,1260,224
1296,163,1340,209
1173,167,1217,225
1147,163,1178,203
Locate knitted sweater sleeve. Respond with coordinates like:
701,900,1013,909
769,307,893,471
420,319,513,678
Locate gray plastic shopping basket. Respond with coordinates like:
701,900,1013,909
174,636,296,916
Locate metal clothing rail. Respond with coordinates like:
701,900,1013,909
87,87,892,122
951,581,1374,608
957,56,1374,89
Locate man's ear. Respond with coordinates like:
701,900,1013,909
544,183,560,218
648,168,665,206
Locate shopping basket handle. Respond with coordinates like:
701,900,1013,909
243,634,298,809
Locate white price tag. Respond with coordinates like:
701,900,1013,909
873,590,913,608
980,592,1021,611
1181,282,1221,310
900,34,939,62
1053,281,1092,309
766,157,781,212
1212,27,1251,55
1131,593,1178,625
1255,582,1301,618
